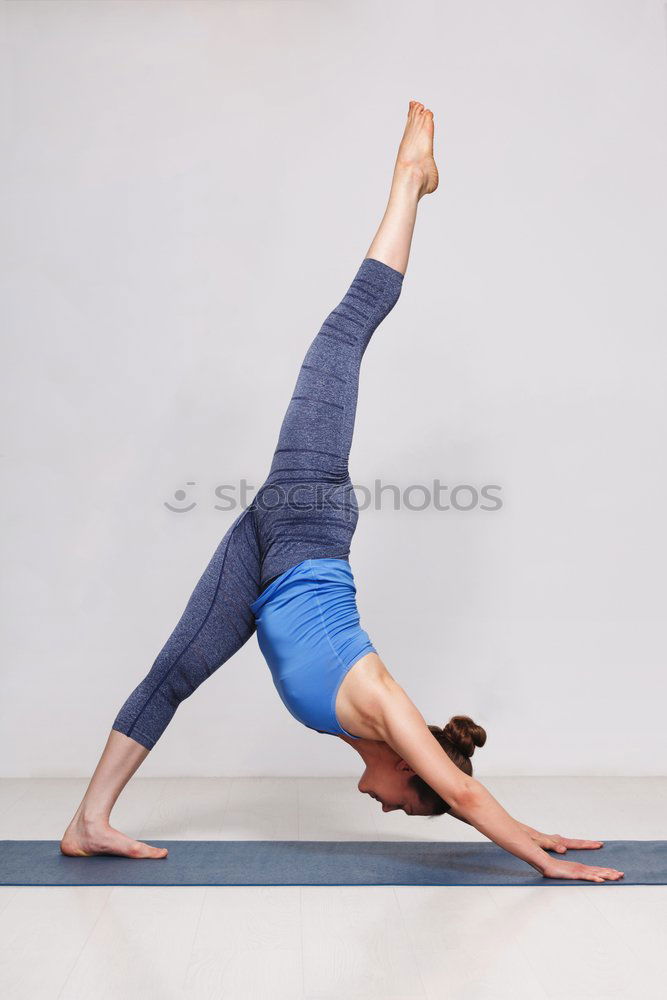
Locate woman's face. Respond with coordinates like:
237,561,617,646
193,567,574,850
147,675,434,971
357,752,432,816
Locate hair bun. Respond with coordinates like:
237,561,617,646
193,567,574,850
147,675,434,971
442,715,487,758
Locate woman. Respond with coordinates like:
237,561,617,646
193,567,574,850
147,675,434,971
62,102,623,883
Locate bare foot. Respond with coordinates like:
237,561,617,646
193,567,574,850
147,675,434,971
394,100,439,198
60,811,168,859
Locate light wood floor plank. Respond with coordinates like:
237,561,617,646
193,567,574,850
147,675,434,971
301,885,426,999
58,887,204,1000
0,887,111,1000
183,886,302,999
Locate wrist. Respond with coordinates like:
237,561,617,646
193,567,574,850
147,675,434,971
530,846,554,875
517,827,552,874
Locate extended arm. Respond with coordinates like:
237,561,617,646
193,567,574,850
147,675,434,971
447,809,568,851
450,806,538,836
365,675,552,874
361,672,623,881
449,807,607,855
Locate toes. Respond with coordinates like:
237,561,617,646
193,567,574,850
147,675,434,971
127,840,168,859
146,844,169,859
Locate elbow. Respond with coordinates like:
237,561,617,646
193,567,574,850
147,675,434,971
448,778,482,815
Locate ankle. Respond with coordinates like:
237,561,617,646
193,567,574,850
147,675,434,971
393,161,426,194
78,808,109,828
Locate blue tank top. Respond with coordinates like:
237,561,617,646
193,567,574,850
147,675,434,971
250,558,375,738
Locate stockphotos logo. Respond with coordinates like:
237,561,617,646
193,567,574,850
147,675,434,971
164,479,503,515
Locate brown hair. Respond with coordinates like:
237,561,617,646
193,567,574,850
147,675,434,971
409,714,487,816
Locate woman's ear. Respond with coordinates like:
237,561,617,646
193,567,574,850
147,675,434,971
395,758,415,774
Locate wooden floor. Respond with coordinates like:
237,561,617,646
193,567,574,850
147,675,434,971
0,776,665,999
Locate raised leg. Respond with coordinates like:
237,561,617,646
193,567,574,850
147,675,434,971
254,100,439,586
267,101,438,485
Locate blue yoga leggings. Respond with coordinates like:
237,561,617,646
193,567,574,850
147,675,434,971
112,258,403,749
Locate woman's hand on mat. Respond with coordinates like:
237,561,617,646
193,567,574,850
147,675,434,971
522,826,604,853
541,859,624,882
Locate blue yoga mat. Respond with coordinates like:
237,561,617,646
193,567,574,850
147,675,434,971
1,840,664,886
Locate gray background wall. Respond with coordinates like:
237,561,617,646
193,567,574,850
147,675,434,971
2,0,666,777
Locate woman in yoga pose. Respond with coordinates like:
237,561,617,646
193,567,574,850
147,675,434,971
62,102,623,883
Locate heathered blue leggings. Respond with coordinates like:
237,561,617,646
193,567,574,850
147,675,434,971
112,258,403,749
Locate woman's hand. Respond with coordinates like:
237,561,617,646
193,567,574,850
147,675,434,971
524,827,623,879
522,826,605,854
541,858,624,883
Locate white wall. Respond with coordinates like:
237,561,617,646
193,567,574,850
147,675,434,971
2,0,666,777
